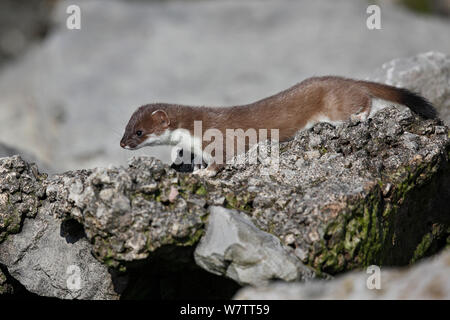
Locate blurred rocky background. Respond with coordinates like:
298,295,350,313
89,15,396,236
0,0,448,173
0,0,56,68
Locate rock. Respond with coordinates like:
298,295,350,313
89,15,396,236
369,52,450,124
194,206,316,286
213,106,450,274
0,156,46,243
47,156,209,266
0,156,119,299
1,0,450,171
0,104,448,299
0,155,235,299
0,210,119,300
234,248,450,299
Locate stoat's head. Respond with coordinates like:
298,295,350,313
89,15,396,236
120,104,171,150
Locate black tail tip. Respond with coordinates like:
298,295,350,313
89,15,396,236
399,88,439,119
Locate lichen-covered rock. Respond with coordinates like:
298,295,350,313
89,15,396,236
0,156,47,243
234,248,450,300
0,105,448,299
0,156,119,299
47,106,449,276
211,106,450,275
46,156,209,268
369,51,450,125
194,206,316,286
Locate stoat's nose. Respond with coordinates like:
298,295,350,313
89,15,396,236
120,141,126,148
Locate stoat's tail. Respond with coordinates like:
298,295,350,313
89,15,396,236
359,80,438,119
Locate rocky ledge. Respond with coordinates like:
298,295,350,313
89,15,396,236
0,103,449,299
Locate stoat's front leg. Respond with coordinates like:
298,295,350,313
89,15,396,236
191,143,225,177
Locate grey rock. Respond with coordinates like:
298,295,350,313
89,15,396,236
369,51,450,124
400,132,419,151
0,105,448,299
234,248,450,300
46,156,209,265
0,156,119,299
0,209,119,300
0,156,46,243
0,154,211,298
25,106,447,278
194,206,315,286
214,106,450,274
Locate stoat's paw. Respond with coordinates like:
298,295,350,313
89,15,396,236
193,168,218,178
350,111,369,122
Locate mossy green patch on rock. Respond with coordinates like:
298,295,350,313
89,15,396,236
311,189,385,274
224,192,254,212
307,143,450,274
195,185,207,196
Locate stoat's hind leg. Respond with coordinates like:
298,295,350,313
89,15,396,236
350,108,370,122
350,99,371,122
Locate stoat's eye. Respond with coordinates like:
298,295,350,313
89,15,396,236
136,130,143,137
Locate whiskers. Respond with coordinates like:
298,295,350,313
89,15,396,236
110,128,124,139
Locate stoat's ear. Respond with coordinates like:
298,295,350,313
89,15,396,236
151,110,170,128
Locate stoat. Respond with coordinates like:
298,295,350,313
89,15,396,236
120,76,437,176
